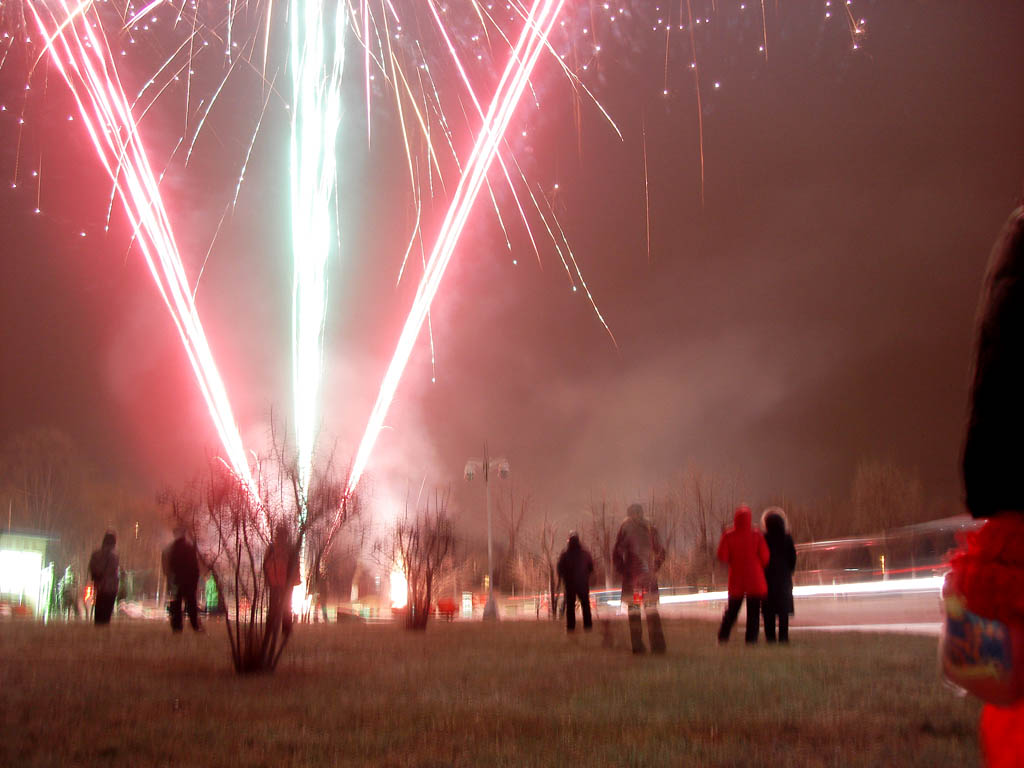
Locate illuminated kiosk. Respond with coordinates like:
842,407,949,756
0,531,55,620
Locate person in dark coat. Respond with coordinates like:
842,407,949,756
760,507,796,643
88,532,119,626
613,503,667,654
556,532,594,632
716,505,769,644
163,526,202,632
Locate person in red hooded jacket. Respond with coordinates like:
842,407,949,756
716,505,770,644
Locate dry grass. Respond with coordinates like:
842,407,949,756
0,617,980,767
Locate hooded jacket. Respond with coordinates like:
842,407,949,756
164,535,200,592
761,510,797,614
717,506,769,598
557,535,594,593
88,536,120,595
963,207,1024,518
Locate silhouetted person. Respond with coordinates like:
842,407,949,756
557,532,594,632
760,507,796,643
88,532,119,626
948,205,1024,767
264,524,300,641
717,505,769,644
613,502,666,654
164,526,201,632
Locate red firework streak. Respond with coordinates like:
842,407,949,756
27,0,257,496
346,0,566,497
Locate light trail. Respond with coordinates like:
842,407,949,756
290,0,346,508
27,0,257,498
602,576,947,607
345,0,566,496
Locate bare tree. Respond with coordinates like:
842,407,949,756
161,442,354,674
537,509,560,619
378,488,455,630
1,428,83,534
849,458,926,535
676,464,730,586
649,490,687,585
497,484,530,594
588,493,616,589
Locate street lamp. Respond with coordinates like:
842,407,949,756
464,447,510,621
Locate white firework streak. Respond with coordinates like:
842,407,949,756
290,0,346,511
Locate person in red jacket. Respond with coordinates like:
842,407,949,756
264,523,301,641
716,504,770,644
944,205,1024,768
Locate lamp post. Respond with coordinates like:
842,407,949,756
464,447,509,621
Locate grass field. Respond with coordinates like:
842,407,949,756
0,616,980,767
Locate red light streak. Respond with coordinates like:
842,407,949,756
28,0,257,497
346,0,566,496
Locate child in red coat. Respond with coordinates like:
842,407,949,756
944,206,1024,767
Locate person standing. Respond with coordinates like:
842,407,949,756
164,526,202,632
716,505,769,644
264,524,300,640
556,532,595,632
760,507,796,643
613,502,667,654
88,532,120,626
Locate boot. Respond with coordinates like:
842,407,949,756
647,610,666,654
628,609,646,654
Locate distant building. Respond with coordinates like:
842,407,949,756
0,531,56,619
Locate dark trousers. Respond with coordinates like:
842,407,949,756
718,596,761,643
94,591,117,625
268,590,294,639
564,588,592,631
170,587,200,631
762,605,789,643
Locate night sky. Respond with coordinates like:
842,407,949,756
2,1,1023,529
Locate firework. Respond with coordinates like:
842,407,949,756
290,0,346,509
346,0,567,496
25,0,258,496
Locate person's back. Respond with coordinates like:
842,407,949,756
88,533,119,626
165,529,202,632
89,538,119,595
760,508,796,643
167,536,200,590
945,206,1024,766
612,503,666,653
613,515,665,584
264,524,300,639
716,506,769,644
557,534,594,632
557,536,593,592
717,506,769,598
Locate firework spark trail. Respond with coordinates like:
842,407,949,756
27,0,257,496
290,0,346,508
346,0,566,496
